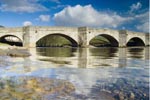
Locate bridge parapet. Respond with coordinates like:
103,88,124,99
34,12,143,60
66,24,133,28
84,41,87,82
0,27,22,33
29,26,78,31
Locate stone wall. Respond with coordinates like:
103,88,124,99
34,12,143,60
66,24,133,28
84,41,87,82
0,26,149,47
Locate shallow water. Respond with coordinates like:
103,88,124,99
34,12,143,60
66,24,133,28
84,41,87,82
0,47,149,100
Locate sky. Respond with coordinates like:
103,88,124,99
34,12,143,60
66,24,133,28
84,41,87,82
0,0,149,32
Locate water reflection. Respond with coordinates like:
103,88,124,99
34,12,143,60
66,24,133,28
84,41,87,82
89,47,118,59
0,47,149,100
36,47,149,68
37,47,77,57
128,47,144,59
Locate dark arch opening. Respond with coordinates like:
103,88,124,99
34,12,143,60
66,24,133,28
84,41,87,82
127,37,145,46
0,35,23,46
36,34,78,47
89,34,119,47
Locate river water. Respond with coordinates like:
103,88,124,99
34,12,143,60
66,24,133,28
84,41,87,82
0,47,149,100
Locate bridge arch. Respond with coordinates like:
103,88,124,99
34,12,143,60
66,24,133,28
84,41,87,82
36,33,78,47
127,37,145,46
89,34,119,47
0,35,23,46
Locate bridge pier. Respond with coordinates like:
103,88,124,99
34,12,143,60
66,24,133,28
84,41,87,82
145,34,150,46
23,26,36,48
119,30,127,47
78,27,89,47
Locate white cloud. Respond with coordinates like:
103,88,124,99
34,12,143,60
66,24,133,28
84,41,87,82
38,15,50,22
130,2,142,13
23,21,32,26
0,0,48,13
53,5,131,28
136,22,149,32
135,11,149,32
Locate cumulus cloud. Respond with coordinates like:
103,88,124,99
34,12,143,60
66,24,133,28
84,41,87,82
135,11,149,32
130,2,142,13
136,22,149,32
0,0,48,13
38,15,50,22
23,21,32,26
53,5,131,28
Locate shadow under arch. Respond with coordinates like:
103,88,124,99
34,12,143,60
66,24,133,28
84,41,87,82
127,37,145,46
36,33,78,47
89,34,119,47
0,35,23,46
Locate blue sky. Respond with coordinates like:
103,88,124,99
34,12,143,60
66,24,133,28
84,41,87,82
0,0,149,32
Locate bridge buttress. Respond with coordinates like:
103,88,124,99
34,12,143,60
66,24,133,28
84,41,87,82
145,34,150,46
119,30,127,47
22,26,36,48
78,27,89,47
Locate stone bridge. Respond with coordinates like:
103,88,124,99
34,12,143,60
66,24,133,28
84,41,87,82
0,26,149,47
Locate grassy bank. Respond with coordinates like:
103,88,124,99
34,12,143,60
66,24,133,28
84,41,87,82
0,43,10,46
89,36,110,47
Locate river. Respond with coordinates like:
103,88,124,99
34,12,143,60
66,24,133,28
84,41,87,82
0,47,149,100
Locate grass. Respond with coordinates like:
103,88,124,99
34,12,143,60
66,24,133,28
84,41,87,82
36,35,72,47
0,43,10,46
89,36,110,46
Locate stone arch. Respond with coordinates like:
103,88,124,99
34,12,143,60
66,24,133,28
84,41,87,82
0,35,23,46
36,33,78,47
89,34,119,47
127,37,145,46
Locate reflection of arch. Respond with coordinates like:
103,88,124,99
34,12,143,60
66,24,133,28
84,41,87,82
128,47,144,58
90,47,118,58
89,34,119,47
0,35,23,46
36,33,78,47
127,37,145,46
36,47,77,57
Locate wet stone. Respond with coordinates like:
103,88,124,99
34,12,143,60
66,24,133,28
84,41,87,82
0,76,75,100
129,92,135,99
90,78,149,100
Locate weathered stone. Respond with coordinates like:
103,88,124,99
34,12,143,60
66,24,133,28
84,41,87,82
7,48,31,57
0,26,149,48
129,92,135,100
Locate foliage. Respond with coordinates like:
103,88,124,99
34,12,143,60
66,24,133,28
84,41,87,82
36,35,72,47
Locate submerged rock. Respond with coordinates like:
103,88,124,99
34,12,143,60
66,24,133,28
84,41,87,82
7,48,31,57
0,49,7,56
90,78,149,100
0,77,75,100
0,47,31,57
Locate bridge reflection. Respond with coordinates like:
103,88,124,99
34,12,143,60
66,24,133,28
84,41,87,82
29,47,149,68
